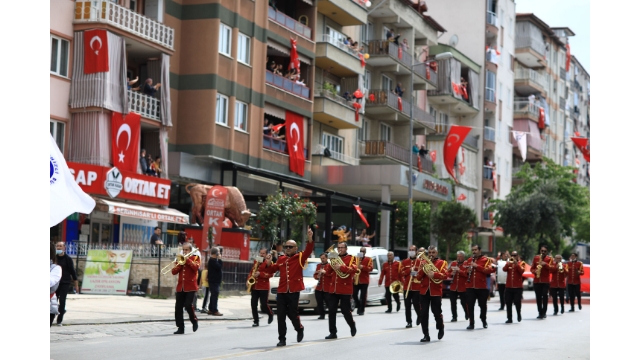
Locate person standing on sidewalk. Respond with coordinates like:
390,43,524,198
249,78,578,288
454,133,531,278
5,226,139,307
171,242,200,334
447,251,468,322
248,248,274,327
464,244,494,330
496,251,508,310
199,262,210,313
353,247,373,316
378,251,402,313
566,252,584,312
503,251,525,323
313,253,330,320
54,242,79,326
50,243,62,327
207,248,223,316
531,245,553,319
550,254,567,315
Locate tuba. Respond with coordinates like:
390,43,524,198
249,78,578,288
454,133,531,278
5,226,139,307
326,245,350,279
389,280,403,294
418,252,443,284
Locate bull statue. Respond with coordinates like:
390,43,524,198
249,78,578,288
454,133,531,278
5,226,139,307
185,184,253,228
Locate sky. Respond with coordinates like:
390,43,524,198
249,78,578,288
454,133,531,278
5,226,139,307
514,0,590,73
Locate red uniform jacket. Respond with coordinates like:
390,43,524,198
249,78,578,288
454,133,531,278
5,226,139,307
447,260,468,292
463,256,494,289
325,254,358,295
531,255,553,283
355,256,374,284
416,258,448,296
246,260,273,291
313,262,330,292
401,258,423,291
265,241,314,293
379,261,402,287
550,262,568,288
566,260,584,285
172,255,201,292
503,260,526,288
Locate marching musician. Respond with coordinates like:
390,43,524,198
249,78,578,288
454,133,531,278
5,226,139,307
401,245,423,328
447,250,468,322
415,246,447,342
171,242,201,334
378,251,402,313
566,252,584,312
247,248,274,327
353,247,374,316
549,254,568,315
313,253,330,320
464,244,494,330
324,242,358,339
264,228,314,347
531,245,553,319
503,251,525,323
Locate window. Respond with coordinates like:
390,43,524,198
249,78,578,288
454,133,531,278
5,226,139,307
215,94,229,125
496,121,501,140
429,106,436,118
50,120,65,150
358,120,369,141
237,33,250,64
553,80,557,94
219,24,232,56
508,18,513,37
364,70,371,91
486,71,496,92
510,54,515,71
507,89,511,107
380,123,392,142
323,133,344,154
498,82,503,102
234,101,248,131
50,35,69,77
129,0,137,11
382,75,392,91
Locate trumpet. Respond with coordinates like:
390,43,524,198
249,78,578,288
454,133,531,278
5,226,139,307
404,253,423,297
161,247,199,275
389,280,403,294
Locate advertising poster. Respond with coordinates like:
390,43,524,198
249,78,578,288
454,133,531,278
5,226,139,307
82,250,133,295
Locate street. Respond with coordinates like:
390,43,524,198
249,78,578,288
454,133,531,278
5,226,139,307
51,291,589,359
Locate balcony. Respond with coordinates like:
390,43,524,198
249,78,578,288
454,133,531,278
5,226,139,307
483,127,495,152
128,90,160,121
317,0,368,26
316,35,364,77
559,67,567,81
313,85,360,130
266,71,311,99
513,99,542,123
515,36,546,68
365,40,413,73
463,135,479,150
365,89,410,118
514,68,548,96
486,11,498,38
74,0,174,51
268,7,312,40
512,119,543,160
485,87,496,113
559,97,567,113
413,60,438,90
427,85,479,116
360,140,434,174
412,105,436,134
263,134,308,158
312,145,360,166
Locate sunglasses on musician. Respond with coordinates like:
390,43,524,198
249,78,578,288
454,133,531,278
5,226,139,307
284,245,295,249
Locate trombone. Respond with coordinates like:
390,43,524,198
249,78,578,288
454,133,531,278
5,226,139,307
161,247,199,275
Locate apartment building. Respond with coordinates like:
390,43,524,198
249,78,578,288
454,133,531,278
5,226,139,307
568,55,590,187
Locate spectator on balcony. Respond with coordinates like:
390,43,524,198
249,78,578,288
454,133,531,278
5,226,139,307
351,41,360,52
272,126,286,140
401,38,410,52
127,77,140,91
419,144,429,159
528,94,536,106
143,78,162,98
345,37,353,46
150,156,163,177
264,119,273,135
140,149,149,174
394,83,405,97
387,29,402,45
269,0,277,11
412,143,420,155
275,64,284,76
145,154,155,176
343,91,353,102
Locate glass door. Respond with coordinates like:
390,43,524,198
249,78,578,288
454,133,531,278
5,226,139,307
91,221,113,246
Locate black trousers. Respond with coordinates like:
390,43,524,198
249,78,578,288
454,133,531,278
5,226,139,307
315,290,328,317
209,283,220,312
450,291,468,320
568,284,582,309
201,287,210,310
50,313,56,327
276,292,303,342
175,291,198,329
419,291,443,336
251,289,273,322
353,284,369,314
384,286,401,311
466,288,488,325
55,284,70,324
533,283,550,316
404,290,421,323
328,293,355,335
498,284,506,309
505,288,523,321
550,287,565,313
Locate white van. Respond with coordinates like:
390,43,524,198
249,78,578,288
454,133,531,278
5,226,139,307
346,246,390,305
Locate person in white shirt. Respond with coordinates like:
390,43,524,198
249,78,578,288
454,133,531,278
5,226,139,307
50,243,62,327
496,251,509,311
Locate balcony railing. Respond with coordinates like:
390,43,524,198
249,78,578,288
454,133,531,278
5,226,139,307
485,87,496,103
263,134,308,158
314,84,356,108
74,0,174,50
366,40,413,69
361,140,433,174
463,135,478,149
266,71,311,99
515,36,546,57
559,67,567,81
128,90,160,121
484,126,495,142
559,97,567,112
487,11,497,26
319,34,362,59
412,105,432,126
483,165,494,180
366,89,409,115
515,68,548,89
314,145,359,166
267,7,312,39
513,100,541,118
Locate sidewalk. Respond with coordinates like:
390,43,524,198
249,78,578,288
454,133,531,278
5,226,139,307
57,294,255,325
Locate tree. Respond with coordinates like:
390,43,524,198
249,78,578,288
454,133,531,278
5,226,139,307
256,190,317,246
392,201,431,248
431,201,477,261
574,202,590,243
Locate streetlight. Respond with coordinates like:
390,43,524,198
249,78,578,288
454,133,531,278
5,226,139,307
407,51,453,249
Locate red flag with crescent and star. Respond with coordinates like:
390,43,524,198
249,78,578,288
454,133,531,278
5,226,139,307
84,29,109,74
443,125,472,183
202,186,228,247
353,205,369,228
571,137,590,162
285,111,305,176
565,43,571,72
289,38,300,73
111,112,141,172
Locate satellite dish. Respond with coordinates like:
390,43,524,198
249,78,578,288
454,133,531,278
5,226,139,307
449,34,459,48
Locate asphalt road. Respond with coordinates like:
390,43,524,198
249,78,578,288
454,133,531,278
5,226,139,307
51,291,589,359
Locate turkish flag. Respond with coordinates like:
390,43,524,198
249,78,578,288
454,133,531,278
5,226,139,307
538,108,546,129
354,205,369,228
397,97,403,111
430,150,436,163
571,137,590,162
443,125,472,183
451,82,460,95
493,170,498,192
457,194,467,201
272,123,285,133
352,102,362,122
358,53,366,68
565,43,571,72
202,186,228,248
494,46,501,56
426,63,431,80
289,38,300,73
353,89,364,99
285,111,305,176
398,46,403,59
111,112,141,172
460,85,469,100
84,29,109,74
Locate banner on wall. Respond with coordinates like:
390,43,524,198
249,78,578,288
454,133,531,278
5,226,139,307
81,250,133,295
201,186,228,248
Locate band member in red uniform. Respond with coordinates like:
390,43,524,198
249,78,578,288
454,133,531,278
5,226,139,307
549,254,567,315
353,247,374,316
531,245,553,319
566,252,584,312
503,251,525,323
379,251,402,313
264,228,314,347
171,242,201,334
324,242,358,339
416,246,447,342
401,245,422,328
247,248,274,327
447,250,468,322
313,253,330,319
464,244,494,330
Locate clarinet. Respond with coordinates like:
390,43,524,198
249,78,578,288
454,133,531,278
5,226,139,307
467,255,476,283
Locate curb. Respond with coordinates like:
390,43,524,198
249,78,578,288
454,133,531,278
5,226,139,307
62,316,256,326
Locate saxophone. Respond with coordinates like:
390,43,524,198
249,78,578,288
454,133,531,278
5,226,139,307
326,245,350,279
354,255,362,285
418,252,443,284
246,257,261,293
535,253,544,278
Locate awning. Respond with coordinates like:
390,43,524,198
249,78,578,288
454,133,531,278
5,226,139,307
94,198,190,224
264,102,286,120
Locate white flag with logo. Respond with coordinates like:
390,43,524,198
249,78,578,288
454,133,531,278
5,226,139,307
50,135,95,227
512,131,527,161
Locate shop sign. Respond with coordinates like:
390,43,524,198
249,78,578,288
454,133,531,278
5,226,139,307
68,162,171,206
111,205,188,224
423,179,449,196
81,250,132,295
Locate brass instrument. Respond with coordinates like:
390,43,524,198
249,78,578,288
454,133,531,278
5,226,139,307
467,255,476,283
354,255,362,285
508,256,515,264
246,256,262,293
389,280,403,294
326,245,350,279
404,254,422,297
535,253,544,278
161,247,199,275
558,261,564,273
417,251,443,284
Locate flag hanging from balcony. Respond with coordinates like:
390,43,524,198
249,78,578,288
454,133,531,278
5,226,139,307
84,29,109,74
272,123,285,133
289,38,301,73
493,169,498,192
443,125,472,183
352,102,362,122
358,53,366,68
571,137,590,162
458,148,466,175
457,193,467,201
285,111,305,176
565,43,571,72
513,131,527,161
111,112,141,172
538,107,545,129
353,205,369,228
430,150,436,163
398,46,403,59
460,85,469,100
397,97,403,111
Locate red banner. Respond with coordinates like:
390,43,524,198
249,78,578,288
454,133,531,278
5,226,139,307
457,193,467,201
84,29,109,74
443,125,472,183
289,38,300,73
460,85,469,100
285,111,305,176
571,137,590,162
353,205,369,228
565,43,571,72
202,186,228,247
538,107,546,129
112,112,141,173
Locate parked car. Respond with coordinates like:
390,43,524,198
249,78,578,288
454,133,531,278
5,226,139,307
442,272,496,298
